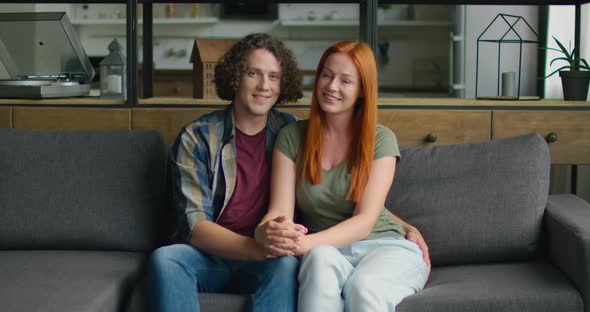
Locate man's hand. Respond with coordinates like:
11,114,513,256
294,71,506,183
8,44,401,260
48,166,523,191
405,227,431,272
255,216,307,257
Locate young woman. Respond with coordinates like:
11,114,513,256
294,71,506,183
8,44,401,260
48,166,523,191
256,41,429,311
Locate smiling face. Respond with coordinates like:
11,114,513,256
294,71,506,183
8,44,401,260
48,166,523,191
233,48,282,118
316,52,362,116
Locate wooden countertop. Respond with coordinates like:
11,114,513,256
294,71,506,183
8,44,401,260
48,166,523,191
0,98,125,105
138,97,590,108
1,97,588,108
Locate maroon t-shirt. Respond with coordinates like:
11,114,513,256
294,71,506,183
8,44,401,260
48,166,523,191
217,127,270,237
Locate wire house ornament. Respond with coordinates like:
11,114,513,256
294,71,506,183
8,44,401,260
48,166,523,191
475,13,539,99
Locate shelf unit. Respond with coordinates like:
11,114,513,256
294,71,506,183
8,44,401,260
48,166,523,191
72,17,447,27
278,19,451,27
0,0,588,106
71,17,218,25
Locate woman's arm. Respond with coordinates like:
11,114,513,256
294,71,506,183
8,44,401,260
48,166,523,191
255,149,307,256
386,210,431,271
296,156,396,254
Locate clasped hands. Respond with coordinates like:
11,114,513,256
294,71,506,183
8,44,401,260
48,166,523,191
255,216,309,258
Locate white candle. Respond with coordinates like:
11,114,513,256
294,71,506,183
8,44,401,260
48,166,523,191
106,74,122,93
501,72,516,96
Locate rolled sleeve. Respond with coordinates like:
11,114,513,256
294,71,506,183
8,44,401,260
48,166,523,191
274,120,304,161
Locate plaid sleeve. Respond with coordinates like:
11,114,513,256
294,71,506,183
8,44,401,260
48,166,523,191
170,126,214,241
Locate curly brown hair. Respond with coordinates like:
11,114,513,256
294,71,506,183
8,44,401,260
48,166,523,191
214,33,303,105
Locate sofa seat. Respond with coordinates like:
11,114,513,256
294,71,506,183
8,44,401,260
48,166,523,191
0,250,146,312
129,259,581,312
399,259,583,312
127,276,249,312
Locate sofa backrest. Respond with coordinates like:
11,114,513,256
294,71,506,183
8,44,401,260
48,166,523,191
386,133,550,266
0,129,168,252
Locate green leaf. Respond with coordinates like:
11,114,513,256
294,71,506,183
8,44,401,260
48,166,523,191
553,36,572,60
550,57,569,67
544,65,571,78
540,47,564,54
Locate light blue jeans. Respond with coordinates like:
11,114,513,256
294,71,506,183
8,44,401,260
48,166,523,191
148,244,299,312
298,237,429,312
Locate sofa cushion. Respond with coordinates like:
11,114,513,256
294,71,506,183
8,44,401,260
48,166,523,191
397,260,583,312
0,250,146,312
0,129,168,251
386,133,550,265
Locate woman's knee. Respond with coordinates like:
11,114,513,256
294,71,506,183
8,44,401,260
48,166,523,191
299,245,346,280
301,246,341,267
343,274,376,299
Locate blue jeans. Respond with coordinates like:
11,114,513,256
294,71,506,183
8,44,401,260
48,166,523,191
149,244,299,312
298,237,428,312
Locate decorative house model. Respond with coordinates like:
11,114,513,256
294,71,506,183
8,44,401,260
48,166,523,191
475,13,539,100
190,39,237,99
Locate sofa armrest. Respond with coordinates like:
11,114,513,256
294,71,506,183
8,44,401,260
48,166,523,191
545,194,590,312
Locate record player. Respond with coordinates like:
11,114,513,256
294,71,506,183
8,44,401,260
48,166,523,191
0,12,94,98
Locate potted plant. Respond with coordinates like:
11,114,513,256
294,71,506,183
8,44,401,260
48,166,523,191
544,36,590,101
377,4,391,23
377,4,409,22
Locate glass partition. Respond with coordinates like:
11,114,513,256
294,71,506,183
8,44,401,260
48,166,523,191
137,3,359,100
376,3,452,98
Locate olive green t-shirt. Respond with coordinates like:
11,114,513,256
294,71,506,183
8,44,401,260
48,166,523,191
275,120,405,240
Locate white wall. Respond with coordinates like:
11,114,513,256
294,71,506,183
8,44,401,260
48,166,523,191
547,4,590,202
544,6,575,99
544,4,589,100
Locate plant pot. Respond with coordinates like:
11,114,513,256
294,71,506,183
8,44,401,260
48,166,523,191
559,71,590,101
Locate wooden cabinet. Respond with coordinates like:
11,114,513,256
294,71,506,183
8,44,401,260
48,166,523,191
280,107,310,119
277,108,493,147
12,107,130,131
132,108,213,144
378,109,491,147
492,110,590,164
277,108,492,147
2,100,589,165
0,107,11,128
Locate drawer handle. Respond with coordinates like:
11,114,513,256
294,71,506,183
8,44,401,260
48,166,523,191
425,133,438,143
545,132,558,143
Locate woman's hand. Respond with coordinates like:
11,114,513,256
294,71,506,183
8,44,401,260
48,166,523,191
405,227,431,272
293,234,313,256
255,216,307,257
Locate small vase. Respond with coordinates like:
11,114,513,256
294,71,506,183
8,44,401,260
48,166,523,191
559,71,590,101
377,8,385,23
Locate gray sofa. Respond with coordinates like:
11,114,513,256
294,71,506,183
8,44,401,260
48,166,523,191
0,129,169,312
0,128,588,312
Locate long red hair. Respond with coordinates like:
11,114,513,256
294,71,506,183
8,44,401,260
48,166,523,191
299,41,378,203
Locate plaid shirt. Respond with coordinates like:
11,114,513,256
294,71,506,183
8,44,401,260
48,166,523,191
170,105,297,241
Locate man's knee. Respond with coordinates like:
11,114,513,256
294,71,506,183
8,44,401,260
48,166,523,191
266,255,300,277
149,244,200,271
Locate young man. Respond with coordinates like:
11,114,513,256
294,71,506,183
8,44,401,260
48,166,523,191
149,33,431,312
148,33,306,312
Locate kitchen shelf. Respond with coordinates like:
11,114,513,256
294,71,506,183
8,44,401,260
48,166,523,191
379,20,452,27
71,17,219,25
279,19,360,27
279,19,451,27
